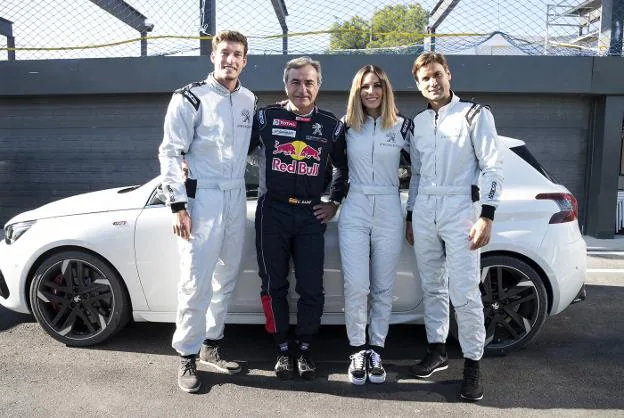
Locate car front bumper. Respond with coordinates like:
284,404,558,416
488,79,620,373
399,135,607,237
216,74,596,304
0,241,32,314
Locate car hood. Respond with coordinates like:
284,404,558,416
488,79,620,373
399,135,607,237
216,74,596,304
5,185,152,225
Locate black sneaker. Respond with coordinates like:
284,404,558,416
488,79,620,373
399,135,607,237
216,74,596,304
410,351,449,378
178,356,201,393
347,350,368,385
274,353,295,380
367,349,386,384
199,343,242,374
460,359,484,401
296,352,317,380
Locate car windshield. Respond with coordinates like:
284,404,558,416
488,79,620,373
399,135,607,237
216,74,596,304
509,145,558,183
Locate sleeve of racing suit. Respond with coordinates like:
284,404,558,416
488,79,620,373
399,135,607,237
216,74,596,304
247,109,265,168
399,116,412,164
406,119,420,222
328,120,348,202
158,92,197,210
248,108,264,155
472,107,503,220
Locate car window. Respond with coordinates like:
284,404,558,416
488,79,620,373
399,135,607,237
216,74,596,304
147,186,166,206
510,145,558,183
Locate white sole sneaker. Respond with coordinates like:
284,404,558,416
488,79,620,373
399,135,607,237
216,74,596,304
348,372,367,385
368,372,386,384
460,392,484,401
412,364,448,378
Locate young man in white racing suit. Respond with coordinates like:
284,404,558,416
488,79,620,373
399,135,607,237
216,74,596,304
405,52,503,402
158,31,256,393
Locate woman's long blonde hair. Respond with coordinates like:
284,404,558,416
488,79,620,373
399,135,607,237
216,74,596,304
345,65,397,131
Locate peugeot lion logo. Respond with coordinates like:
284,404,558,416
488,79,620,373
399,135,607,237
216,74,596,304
241,109,251,123
312,123,323,136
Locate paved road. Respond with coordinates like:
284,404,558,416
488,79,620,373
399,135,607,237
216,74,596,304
0,251,623,417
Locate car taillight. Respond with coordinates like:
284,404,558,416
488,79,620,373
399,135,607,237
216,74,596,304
535,193,578,224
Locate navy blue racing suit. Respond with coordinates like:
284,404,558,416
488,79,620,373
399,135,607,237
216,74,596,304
249,104,348,345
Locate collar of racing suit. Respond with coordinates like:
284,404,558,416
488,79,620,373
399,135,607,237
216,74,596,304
426,90,460,114
205,72,241,96
364,114,381,123
285,102,317,118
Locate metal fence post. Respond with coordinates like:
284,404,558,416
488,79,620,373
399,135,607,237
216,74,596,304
0,17,15,60
200,0,216,56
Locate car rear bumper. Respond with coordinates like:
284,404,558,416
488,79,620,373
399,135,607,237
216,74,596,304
539,224,586,315
571,284,586,304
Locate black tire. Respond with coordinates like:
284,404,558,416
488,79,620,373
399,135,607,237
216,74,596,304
450,255,548,356
29,250,129,346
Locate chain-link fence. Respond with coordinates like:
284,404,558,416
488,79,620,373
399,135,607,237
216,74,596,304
1,0,623,60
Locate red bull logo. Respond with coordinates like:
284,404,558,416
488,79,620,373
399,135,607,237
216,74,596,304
272,140,322,176
273,141,297,156
299,144,322,161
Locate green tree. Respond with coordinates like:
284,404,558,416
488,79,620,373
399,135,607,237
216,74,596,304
328,3,428,50
369,4,428,48
329,16,370,50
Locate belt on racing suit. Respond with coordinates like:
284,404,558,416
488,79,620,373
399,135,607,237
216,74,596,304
265,191,321,206
419,185,480,202
349,184,398,195
184,178,245,198
196,178,245,190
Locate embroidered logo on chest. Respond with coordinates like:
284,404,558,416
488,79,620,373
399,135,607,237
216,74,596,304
241,109,251,123
312,123,323,136
385,132,397,143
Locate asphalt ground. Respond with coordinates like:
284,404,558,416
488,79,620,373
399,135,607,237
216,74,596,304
0,249,623,417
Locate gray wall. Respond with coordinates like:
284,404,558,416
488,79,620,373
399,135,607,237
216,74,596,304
1,55,623,236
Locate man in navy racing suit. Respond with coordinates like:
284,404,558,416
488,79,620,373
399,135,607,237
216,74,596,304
249,56,348,381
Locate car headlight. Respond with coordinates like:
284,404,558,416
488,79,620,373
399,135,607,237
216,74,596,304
4,220,36,245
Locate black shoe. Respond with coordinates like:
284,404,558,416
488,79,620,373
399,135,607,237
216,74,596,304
410,351,449,378
274,353,295,380
347,350,368,385
367,349,386,384
199,343,242,374
460,359,484,401
178,356,201,393
296,352,317,380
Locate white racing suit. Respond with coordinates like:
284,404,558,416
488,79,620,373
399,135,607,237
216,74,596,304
339,115,413,348
158,73,256,356
407,93,503,360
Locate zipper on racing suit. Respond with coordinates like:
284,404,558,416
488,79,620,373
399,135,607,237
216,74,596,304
433,111,439,225
372,119,376,183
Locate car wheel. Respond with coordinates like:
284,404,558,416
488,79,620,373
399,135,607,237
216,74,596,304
450,255,548,356
29,250,129,346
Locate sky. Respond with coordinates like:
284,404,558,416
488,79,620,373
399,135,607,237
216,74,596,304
0,0,602,60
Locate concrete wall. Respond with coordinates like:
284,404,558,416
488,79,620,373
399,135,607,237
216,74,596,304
1,55,623,236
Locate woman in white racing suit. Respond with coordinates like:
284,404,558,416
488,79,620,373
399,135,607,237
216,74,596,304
338,65,413,385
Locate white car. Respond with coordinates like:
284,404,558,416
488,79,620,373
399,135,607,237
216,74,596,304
0,137,586,355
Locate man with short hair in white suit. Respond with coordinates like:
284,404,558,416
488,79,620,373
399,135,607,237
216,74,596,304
406,52,503,402
158,30,256,393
